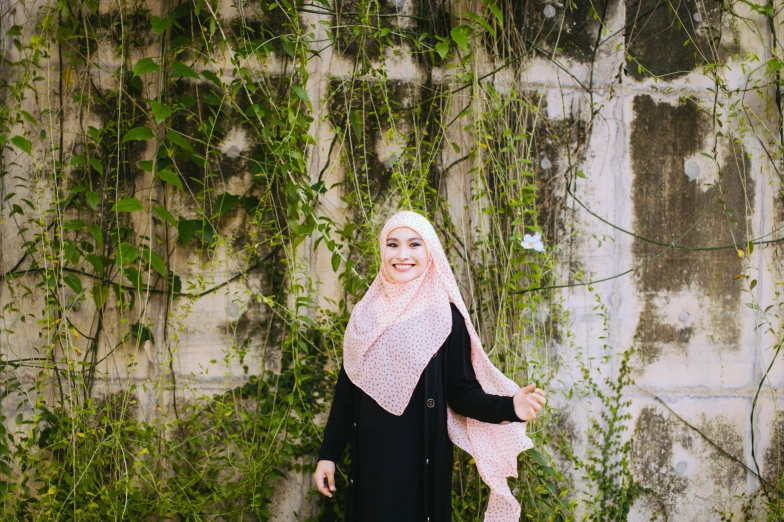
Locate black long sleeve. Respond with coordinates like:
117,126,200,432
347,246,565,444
318,365,355,462
446,305,522,424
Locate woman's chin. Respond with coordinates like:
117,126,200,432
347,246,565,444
389,268,424,283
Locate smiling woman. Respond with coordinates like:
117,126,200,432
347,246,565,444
383,226,429,283
312,211,546,522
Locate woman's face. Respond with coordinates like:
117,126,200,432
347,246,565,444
383,226,429,283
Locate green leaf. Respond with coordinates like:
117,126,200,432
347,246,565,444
86,254,104,273
19,110,36,125
115,242,139,267
91,284,110,309
215,192,239,216
349,109,364,137
10,136,32,155
87,126,102,142
177,218,201,246
291,85,310,105
170,272,182,294
63,274,83,294
111,198,144,212
150,15,172,35
122,127,154,143
151,101,172,124
745,1,774,17
88,223,103,250
467,11,495,38
201,70,222,86
153,205,177,227
68,154,86,166
131,321,154,344
166,130,192,150
123,267,144,293
89,157,103,175
133,58,160,77
435,40,449,60
157,168,183,190
85,191,100,210
767,58,784,74
171,61,200,79
142,247,166,277
331,252,341,273
487,2,503,25
450,25,470,51
280,34,296,58
63,219,85,231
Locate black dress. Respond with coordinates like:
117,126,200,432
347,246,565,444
318,303,523,522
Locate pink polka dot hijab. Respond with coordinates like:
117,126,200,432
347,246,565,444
343,210,533,522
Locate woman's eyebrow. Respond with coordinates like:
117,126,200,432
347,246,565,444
386,236,423,242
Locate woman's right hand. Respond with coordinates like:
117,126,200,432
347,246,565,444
513,383,546,422
313,460,337,497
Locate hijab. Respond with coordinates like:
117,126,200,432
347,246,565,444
343,210,533,522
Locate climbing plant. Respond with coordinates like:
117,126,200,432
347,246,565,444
1,0,784,521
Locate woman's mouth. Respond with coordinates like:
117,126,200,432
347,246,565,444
394,263,415,271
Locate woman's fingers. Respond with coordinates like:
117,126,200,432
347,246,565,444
327,469,336,493
514,385,548,421
529,392,547,407
313,462,336,497
313,470,329,497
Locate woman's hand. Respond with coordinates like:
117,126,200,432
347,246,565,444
313,460,337,498
513,383,546,422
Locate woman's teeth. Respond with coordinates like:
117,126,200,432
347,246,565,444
395,264,414,270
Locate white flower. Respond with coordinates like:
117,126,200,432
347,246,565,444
521,232,545,252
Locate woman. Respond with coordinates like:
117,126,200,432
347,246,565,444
313,211,546,522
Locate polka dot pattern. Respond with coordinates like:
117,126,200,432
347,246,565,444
343,210,533,522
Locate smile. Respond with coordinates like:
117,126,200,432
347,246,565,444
394,264,415,270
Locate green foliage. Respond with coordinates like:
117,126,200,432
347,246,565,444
3,0,782,520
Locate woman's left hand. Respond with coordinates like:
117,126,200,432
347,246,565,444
513,383,546,422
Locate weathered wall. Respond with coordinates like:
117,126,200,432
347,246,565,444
1,0,783,520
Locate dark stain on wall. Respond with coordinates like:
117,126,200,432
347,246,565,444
169,81,227,193
88,9,154,50
414,0,453,68
492,0,617,64
635,299,693,364
631,407,688,511
88,83,148,194
764,417,784,484
166,79,278,190
700,415,746,490
223,246,287,373
482,91,579,253
328,78,410,202
630,95,754,358
227,5,300,57
633,406,749,513
625,0,728,80
548,408,579,499
164,76,296,253
536,119,585,249
332,0,399,59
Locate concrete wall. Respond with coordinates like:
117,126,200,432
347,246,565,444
1,0,783,520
